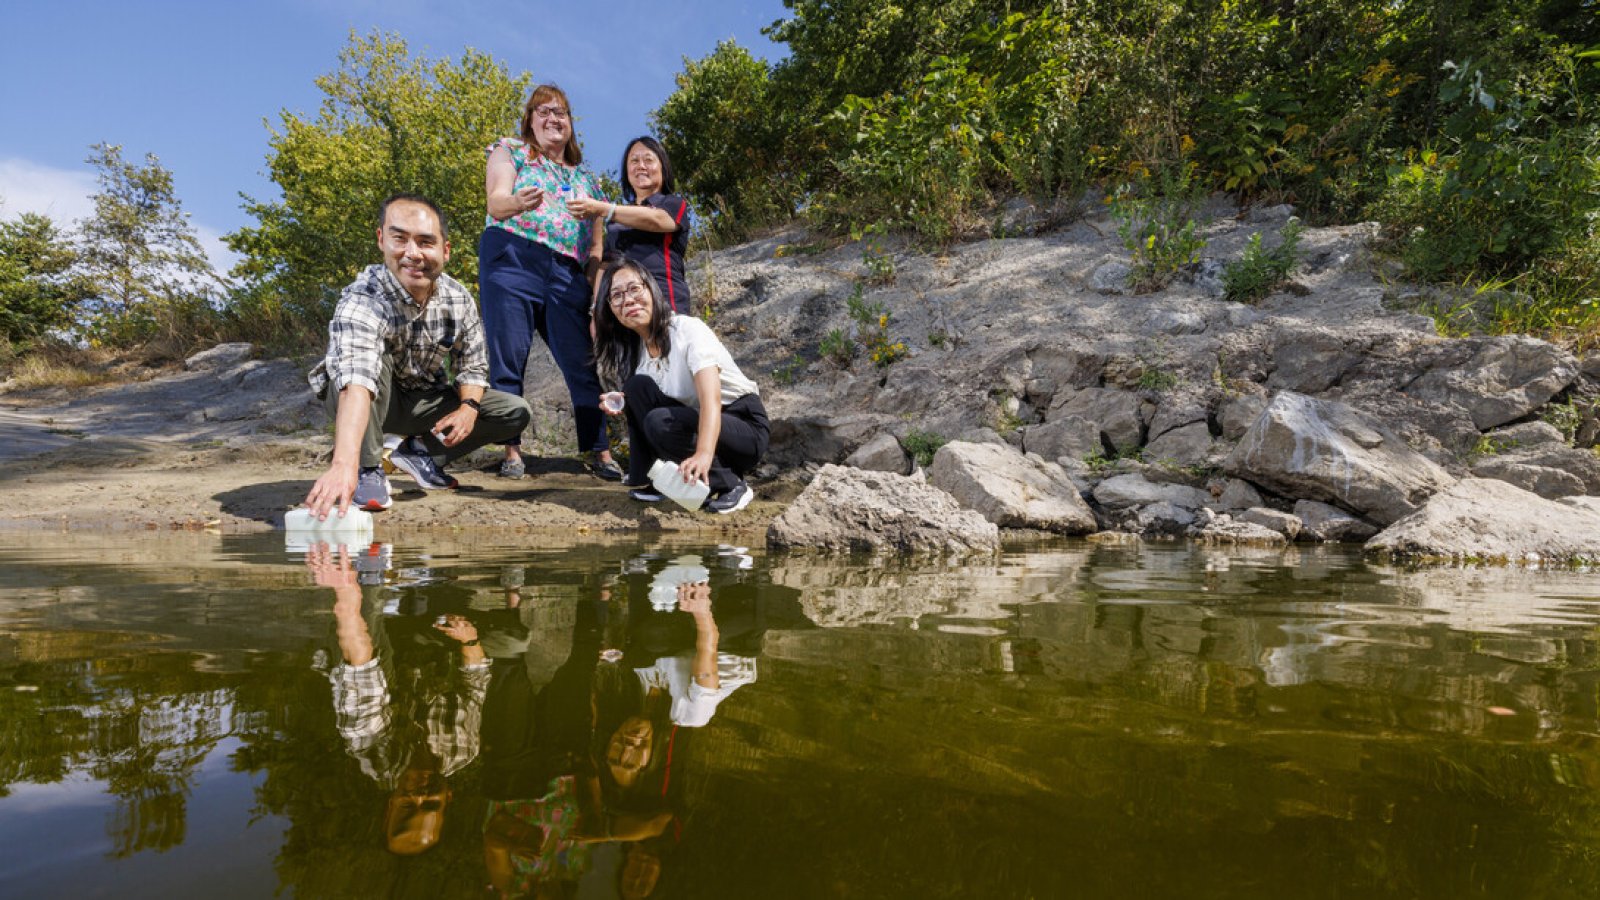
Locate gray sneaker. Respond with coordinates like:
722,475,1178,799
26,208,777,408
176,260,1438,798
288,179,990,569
389,438,459,491
353,467,392,511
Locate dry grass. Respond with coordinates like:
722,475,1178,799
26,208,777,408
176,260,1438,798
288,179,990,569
0,346,119,393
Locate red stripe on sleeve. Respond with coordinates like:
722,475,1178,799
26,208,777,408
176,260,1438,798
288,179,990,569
663,199,687,312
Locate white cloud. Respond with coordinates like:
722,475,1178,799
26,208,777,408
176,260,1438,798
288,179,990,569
0,157,96,223
0,156,238,277
193,223,241,281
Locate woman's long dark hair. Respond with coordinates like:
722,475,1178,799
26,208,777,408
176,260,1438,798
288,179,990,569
594,259,674,391
617,136,674,204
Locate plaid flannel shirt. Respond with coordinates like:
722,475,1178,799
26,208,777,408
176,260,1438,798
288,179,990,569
327,656,491,787
308,264,489,397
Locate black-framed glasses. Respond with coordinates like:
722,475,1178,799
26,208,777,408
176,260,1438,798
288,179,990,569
608,282,648,307
533,105,569,120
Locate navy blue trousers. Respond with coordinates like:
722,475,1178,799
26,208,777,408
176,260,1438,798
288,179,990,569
478,226,606,454
621,373,769,494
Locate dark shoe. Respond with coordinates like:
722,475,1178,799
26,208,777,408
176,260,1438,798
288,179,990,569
498,456,526,479
629,487,664,503
705,481,754,515
353,467,392,511
588,455,624,481
389,438,459,491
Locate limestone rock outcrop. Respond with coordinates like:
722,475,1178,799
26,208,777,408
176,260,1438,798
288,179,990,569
767,464,999,554
926,441,1097,534
1366,478,1600,563
1226,391,1455,525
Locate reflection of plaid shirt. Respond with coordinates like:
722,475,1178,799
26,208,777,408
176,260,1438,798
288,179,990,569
327,657,491,788
308,264,489,397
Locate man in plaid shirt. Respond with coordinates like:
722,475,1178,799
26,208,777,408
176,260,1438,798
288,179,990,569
304,193,532,515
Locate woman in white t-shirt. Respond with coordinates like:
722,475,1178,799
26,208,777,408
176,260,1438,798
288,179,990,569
593,259,770,513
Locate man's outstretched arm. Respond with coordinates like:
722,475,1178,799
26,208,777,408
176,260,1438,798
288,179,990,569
306,384,373,518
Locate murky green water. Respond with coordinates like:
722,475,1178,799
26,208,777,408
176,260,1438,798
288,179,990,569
3,533,1600,899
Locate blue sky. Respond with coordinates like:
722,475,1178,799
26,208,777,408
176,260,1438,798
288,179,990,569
0,0,789,270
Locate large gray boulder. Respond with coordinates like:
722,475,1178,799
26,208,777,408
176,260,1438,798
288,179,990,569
926,441,1097,534
767,464,999,554
844,433,911,475
1049,387,1148,454
1295,500,1380,542
1143,421,1214,466
1194,519,1289,546
1469,456,1585,499
1367,478,1600,563
1482,444,1600,494
1021,416,1101,463
767,413,881,466
184,342,253,371
1241,507,1301,540
1405,335,1577,430
1092,473,1212,510
1226,391,1455,524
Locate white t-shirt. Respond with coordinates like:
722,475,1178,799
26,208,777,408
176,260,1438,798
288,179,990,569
634,653,758,727
634,315,758,409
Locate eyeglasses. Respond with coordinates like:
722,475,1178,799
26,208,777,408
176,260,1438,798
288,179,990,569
532,105,569,120
608,282,648,307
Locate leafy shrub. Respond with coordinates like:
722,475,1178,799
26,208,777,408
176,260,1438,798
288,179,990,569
1371,55,1599,282
1223,218,1306,302
902,429,948,468
1110,157,1208,291
770,354,807,386
862,243,896,285
831,284,908,369
820,328,854,367
822,62,988,245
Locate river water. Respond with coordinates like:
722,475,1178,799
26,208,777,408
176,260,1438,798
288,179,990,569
2,532,1598,899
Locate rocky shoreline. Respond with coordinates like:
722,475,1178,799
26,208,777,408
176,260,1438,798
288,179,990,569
5,199,1599,562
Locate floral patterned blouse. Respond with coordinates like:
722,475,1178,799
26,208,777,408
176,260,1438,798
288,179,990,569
484,137,607,263
487,775,592,892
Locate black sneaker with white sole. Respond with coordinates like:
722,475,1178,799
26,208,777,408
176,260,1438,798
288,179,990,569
388,437,459,491
705,481,754,514
629,487,664,503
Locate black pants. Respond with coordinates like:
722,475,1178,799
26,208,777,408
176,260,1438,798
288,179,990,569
621,374,769,494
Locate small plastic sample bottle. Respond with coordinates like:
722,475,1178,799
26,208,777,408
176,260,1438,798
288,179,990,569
648,459,711,511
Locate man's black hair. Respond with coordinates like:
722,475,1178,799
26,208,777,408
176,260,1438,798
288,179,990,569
378,192,449,241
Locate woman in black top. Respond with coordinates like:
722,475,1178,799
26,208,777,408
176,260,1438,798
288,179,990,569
602,136,692,314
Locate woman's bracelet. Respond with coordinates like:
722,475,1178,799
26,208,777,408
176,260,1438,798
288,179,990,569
605,202,616,224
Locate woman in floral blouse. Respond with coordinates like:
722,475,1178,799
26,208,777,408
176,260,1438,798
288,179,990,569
479,84,621,480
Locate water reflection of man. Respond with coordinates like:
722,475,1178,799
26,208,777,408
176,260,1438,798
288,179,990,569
306,542,489,856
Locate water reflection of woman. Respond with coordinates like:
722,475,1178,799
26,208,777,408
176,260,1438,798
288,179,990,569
480,597,604,897
593,579,756,805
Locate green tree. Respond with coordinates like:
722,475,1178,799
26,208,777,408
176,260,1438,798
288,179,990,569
0,211,90,350
226,31,529,330
652,40,796,237
75,143,220,347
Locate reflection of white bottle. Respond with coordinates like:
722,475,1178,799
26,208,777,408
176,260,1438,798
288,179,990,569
649,459,711,511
